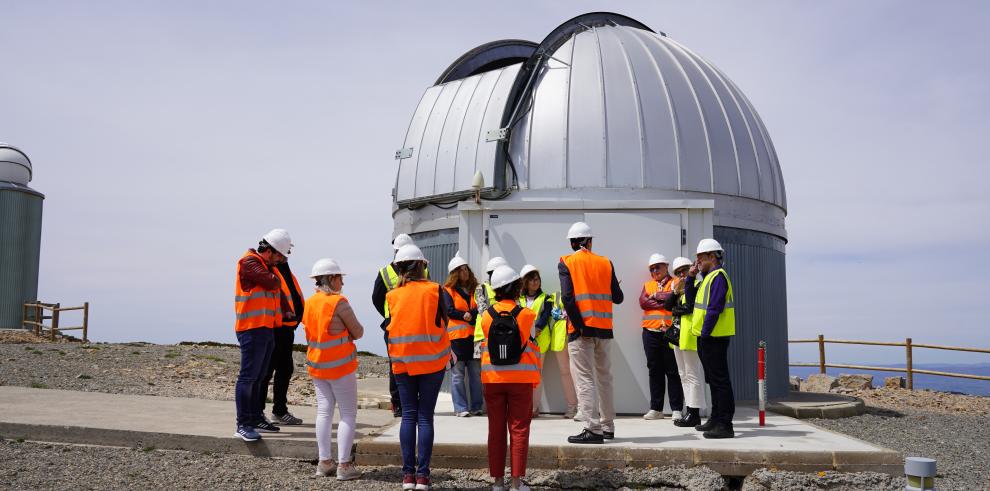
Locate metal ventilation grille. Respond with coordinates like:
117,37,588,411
410,228,460,286
714,226,789,400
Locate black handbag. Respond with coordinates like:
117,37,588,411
664,326,681,345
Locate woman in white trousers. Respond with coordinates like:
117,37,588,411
302,258,364,480
667,257,706,427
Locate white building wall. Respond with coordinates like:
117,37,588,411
455,200,712,414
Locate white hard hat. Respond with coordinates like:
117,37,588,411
262,229,293,255
648,253,668,267
672,257,692,273
310,258,344,278
567,221,593,239
394,244,427,263
392,233,414,250
490,265,520,289
447,255,468,273
519,264,538,279
696,238,724,255
486,256,509,273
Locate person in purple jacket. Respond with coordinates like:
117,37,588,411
689,238,737,439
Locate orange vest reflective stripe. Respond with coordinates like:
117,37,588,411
275,269,304,328
642,277,675,330
386,281,450,376
480,300,542,386
444,286,476,341
560,250,614,330
302,293,357,379
234,250,279,332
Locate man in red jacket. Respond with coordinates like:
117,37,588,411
233,229,293,442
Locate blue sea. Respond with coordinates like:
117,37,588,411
788,363,990,397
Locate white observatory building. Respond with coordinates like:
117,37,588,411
391,13,788,411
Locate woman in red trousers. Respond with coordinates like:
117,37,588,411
478,265,542,491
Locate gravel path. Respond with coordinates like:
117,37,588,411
0,340,390,407
808,406,990,490
0,440,729,490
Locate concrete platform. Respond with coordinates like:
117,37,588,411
360,393,900,476
768,391,866,419
0,385,394,459
0,386,900,476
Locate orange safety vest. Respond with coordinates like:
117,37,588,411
642,277,675,330
560,249,615,332
274,269,304,328
444,286,476,341
480,300,542,386
386,280,451,376
234,250,280,332
302,292,358,380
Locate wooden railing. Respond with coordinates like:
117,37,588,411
22,302,90,342
789,334,990,390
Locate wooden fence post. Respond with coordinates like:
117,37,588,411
35,304,42,336
904,338,914,390
818,334,826,374
51,303,60,341
82,302,89,342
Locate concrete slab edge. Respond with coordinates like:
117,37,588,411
1,421,902,477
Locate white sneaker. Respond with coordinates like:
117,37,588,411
511,484,531,491
643,409,664,420
671,410,683,421
456,411,471,417
573,410,585,421
315,460,337,476
563,405,578,419
336,464,362,481
492,485,506,491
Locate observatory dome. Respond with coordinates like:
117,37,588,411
0,143,33,185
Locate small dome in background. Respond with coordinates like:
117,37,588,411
0,143,32,185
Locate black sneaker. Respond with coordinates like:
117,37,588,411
272,412,303,425
695,419,716,432
674,408,701,427
603,430,614,440
255,419,281,433
567,429,604,444
703,423,735,439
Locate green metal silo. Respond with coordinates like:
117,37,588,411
0,143,44,329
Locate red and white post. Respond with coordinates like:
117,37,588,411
758,340,767,426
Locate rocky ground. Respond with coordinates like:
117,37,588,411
0,332,390,408
2,332,987,490
0,439,906,491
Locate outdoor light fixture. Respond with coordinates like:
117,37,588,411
905,457,936,491
472,170,484,204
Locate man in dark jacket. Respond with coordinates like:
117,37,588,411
258,259,305,425
559,222,624,444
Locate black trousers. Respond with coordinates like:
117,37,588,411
385,331,401,411
259,327,296,416
698,335,735,425
642,329,684,412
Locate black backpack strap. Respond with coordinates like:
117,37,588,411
487,306,500,318
510,305,523,318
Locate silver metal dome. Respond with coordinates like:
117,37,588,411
0,143,32,185
394,20,786,213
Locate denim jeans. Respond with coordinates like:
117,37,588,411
450,360,483,413
394,369,445,476
259,327,295,416
235,328,274,427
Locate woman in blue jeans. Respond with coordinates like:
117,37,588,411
384,244,451,491
441,255,484,417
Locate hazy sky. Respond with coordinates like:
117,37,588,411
3,1,988,364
